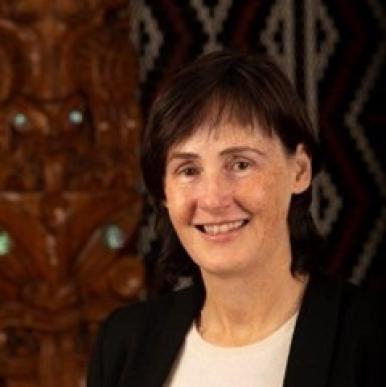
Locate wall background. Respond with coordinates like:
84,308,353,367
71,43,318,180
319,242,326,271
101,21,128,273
130,0,386,290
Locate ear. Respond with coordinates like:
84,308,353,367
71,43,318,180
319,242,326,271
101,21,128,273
291,143,312,194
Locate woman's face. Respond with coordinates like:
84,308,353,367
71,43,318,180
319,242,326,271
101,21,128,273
164,121,311,279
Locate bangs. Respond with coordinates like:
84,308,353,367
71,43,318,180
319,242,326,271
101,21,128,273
197,89,273,135
159,80,275,151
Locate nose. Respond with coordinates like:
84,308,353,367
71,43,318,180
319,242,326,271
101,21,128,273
197,173,232,212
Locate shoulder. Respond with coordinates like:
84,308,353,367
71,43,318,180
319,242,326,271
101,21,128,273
340,280,386,336
316,274,386,384
87,285,202,387
288,272,386,386
307,272,386,338
101,284,201,342
309,272,386,315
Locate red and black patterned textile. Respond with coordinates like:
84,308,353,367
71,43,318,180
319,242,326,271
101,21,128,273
130,0,386,290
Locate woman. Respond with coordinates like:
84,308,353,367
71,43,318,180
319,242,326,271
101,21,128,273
87,51,386,387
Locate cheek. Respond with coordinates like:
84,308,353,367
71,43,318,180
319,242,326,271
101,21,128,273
164,181,194,225
236,173,292,217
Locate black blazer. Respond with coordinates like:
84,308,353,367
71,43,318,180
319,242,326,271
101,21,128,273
87,274,386,387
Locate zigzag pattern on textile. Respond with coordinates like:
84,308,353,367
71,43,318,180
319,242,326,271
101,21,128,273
129,0,386,289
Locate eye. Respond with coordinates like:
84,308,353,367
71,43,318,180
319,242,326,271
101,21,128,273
231,160,251,171
177,166,200,176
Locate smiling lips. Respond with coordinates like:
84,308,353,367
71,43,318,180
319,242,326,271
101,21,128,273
195,219,249,235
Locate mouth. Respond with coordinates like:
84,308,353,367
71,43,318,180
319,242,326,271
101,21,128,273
194,219,249,236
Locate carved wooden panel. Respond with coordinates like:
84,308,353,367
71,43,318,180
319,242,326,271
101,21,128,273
0,1,143,386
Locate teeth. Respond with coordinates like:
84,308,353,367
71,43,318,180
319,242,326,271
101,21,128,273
202,220,245,235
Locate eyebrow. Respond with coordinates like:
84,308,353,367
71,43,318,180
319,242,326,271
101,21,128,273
167,152,199,162
219,146,266,157
167,146,265,162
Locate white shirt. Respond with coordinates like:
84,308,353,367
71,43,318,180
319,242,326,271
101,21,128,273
165,313,298,387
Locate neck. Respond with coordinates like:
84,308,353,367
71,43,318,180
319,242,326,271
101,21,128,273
198,258,308,346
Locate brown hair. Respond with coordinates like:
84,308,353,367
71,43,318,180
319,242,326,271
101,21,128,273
141,50,323,287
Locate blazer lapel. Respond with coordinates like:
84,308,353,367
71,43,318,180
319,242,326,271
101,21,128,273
120,284,204,387
284,273,343,387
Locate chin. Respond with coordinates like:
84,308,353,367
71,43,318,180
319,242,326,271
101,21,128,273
194,256,254,279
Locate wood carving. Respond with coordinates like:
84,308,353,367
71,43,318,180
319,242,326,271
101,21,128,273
0,1,143,386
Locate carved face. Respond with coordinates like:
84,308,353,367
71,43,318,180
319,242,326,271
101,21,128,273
0,0,139,192
0,2,143,384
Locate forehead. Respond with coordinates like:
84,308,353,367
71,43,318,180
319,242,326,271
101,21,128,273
167,121,275,154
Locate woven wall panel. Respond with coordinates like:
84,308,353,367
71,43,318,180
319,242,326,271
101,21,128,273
132,0,385,290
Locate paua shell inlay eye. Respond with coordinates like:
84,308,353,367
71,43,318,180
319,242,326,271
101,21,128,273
13,113,28,128
68,110,84,125
0,230,12,256
103,225,125,250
